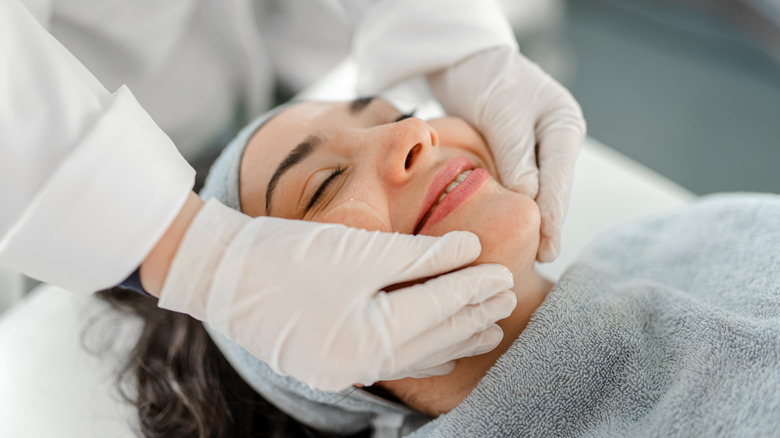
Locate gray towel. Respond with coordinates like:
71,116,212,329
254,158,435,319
410,193,780,437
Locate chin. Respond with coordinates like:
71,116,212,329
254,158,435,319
422,179,540,275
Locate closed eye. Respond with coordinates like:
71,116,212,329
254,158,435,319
304,108,413,213
394,110,416,123
305,166,345,212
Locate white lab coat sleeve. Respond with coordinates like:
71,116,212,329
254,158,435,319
348,0,519,94
0,0,195,294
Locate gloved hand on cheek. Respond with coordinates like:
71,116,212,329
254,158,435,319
428,45,586,262
157,199,517,391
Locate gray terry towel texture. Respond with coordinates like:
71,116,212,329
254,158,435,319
410,193,780,437
200,103,779,436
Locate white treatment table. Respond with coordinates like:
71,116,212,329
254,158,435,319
0,61,693,437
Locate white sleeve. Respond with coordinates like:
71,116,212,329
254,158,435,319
348,0,519,94
0,0,195,294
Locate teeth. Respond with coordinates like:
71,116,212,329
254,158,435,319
415,169,473,234
435,170,472,204
455,171,470,183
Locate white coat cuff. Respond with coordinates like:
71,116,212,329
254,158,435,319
0,87,194,293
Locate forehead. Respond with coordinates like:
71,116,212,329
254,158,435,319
249,101,336,165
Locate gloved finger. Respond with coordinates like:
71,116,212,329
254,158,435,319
537,233,562,265
385,325,505,381
380,264,513,344
491,129,539,200
360,230,483,285
257,220,481,285
534,130,583,262
394,362,456,381
485,51,547,200
376,323,504,382
386,289,514,378
383,268,515,347
486,120,539,198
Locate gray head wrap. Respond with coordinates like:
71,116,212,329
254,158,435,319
199,103,429,437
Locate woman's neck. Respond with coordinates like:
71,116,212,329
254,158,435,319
502,269,553,346
373,269,553,417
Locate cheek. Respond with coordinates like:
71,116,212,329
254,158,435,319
430,117,496,175
318,199,392,232
474,191,540,272
423,185,540,273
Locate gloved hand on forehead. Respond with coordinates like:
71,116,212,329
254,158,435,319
157,199,516,391
428,46,586,262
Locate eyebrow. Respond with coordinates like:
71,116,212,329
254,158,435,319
265,134,324,215
350,96,375,114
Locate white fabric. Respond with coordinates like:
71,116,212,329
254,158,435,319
0,286,138,438
253,0,351,92
14,0,518,157
20,0,273,159
0,0,194,293
0,0,514,294
353,0,517,94
0,267,24,315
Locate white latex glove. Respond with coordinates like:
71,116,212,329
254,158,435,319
158,199,517,391
428,46,586,262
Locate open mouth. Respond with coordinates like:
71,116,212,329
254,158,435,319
414,169,473,234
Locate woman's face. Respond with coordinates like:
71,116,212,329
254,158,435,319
239,98,544,415
240,98,541,278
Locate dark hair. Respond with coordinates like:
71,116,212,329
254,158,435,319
95,287,370,438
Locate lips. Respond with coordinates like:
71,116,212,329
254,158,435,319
413,157,488,234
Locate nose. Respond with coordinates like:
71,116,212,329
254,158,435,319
372,117,438,186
